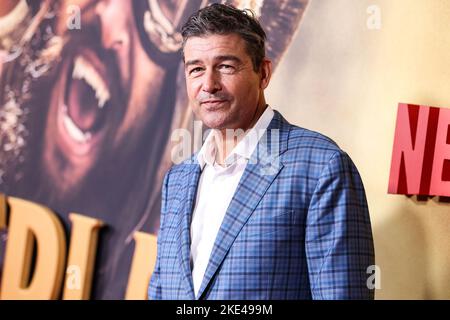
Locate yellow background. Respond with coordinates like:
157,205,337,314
268,0,450,299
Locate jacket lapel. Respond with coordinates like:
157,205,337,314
175,161,201,299
196,111,290,299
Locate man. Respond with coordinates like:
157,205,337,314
148,3,375,300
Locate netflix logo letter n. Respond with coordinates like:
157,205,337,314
389,103,450,197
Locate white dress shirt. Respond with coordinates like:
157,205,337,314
190,106,275,297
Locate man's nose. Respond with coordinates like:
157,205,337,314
202,70,221,93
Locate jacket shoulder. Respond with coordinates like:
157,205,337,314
285,124,344,161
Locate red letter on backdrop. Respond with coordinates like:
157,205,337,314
430,108,450,196
388,103,450,197
388,103,431,195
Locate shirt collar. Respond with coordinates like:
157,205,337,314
197,106,275,170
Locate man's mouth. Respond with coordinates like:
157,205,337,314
200,99,228,111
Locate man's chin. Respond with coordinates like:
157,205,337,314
198,109,230,129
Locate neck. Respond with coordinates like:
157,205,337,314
214,101,268,165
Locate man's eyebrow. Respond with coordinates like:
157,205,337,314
184,55,243,68
185,59,202,68
214,55,242,64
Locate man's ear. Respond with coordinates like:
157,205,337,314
259,58,272,89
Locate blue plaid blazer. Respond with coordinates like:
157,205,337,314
148,110,375,300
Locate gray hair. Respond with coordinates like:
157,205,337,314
181,3,267,71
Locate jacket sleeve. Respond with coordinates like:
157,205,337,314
148,169,171,300
305,151,375,299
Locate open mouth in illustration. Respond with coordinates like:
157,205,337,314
52,47,120,159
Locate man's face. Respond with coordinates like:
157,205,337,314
184,33,270,131
43,0,170,196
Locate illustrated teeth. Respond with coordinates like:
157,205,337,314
96,87,109,109
61,105,92,143
72,56,110,109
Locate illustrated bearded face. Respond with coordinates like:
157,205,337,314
41,0,183,199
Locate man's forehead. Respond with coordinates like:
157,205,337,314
183,34,248,62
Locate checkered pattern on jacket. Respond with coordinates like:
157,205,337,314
148,110,375,300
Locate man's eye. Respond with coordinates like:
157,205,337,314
219,64,234,72
189,67,204,75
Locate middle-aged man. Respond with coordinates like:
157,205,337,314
148,3,375,300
